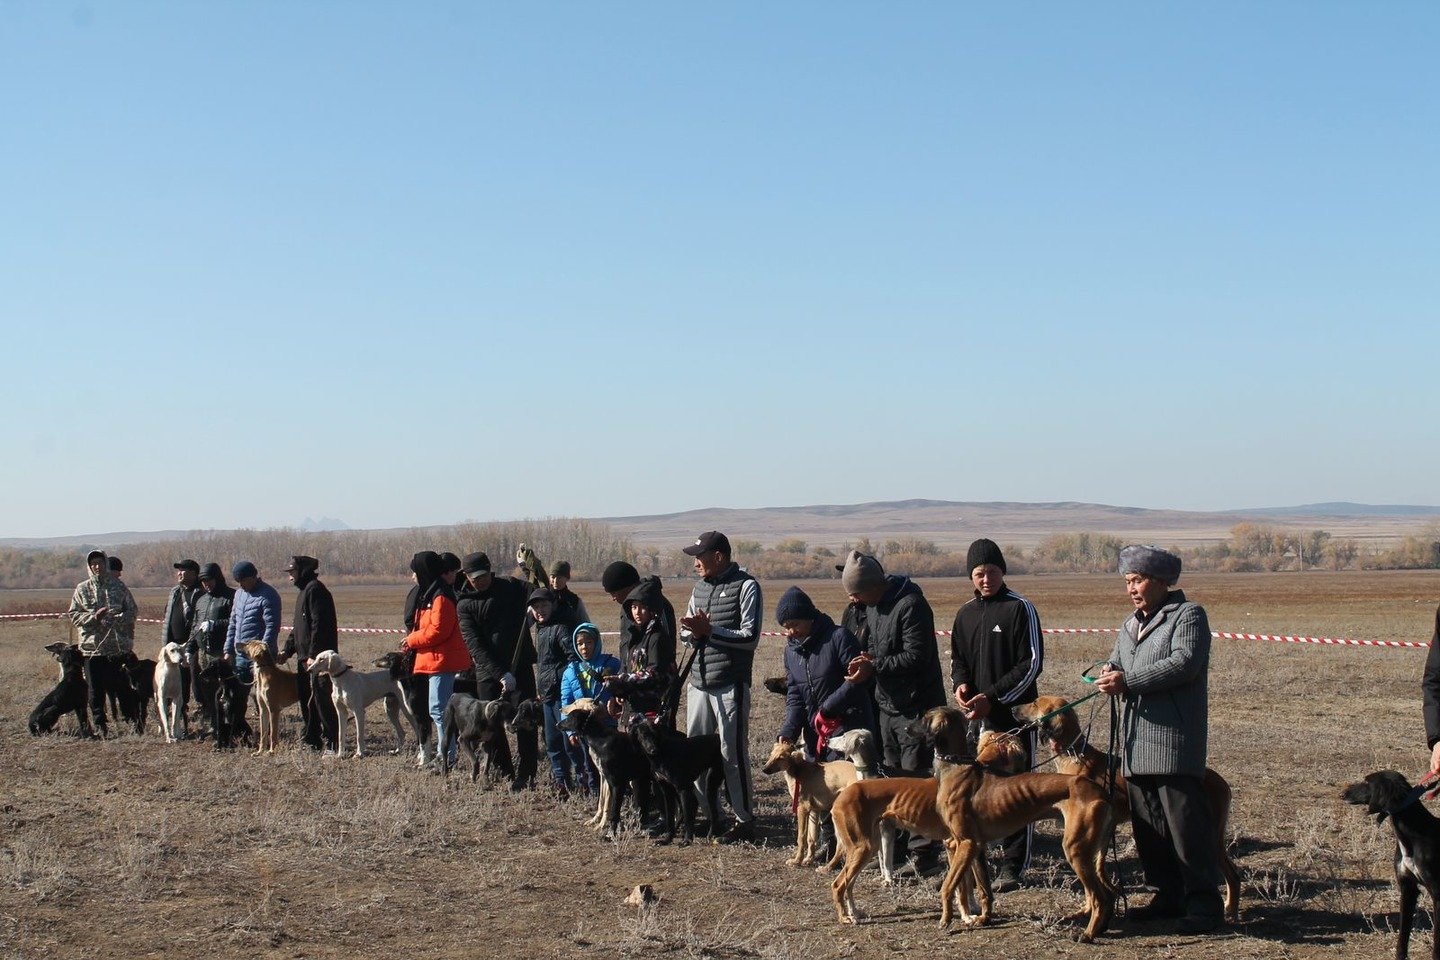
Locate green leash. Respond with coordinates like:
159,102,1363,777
1012,661,1110,733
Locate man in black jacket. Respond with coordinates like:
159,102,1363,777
951,538,1044,891
281,555,339,752
1423,604,1440,774
161,559,203,719
457,551,538,789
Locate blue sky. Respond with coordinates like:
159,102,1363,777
2,2,1436,538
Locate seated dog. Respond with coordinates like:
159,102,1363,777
560,700,655,839
28,642,93,737
310,650,417,757
1014,694,1241,921
153,642,188,742
631,719,724,846
762,741,858,867
442,693,517,782
1343,770,1440,960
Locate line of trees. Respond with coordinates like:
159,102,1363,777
5,520,1439,592
0,518,634,591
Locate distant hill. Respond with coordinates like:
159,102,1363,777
4,500,1437,553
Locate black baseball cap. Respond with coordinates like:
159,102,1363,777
173,559,200,573
682,531,731,557
462,552,492,577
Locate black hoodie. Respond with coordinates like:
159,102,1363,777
285,560,338,661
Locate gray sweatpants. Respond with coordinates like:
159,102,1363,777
687,682,753,824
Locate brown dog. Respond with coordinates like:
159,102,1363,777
919,706,1118,942
762,741,859,868
241,641,300,755
1013,695,1240,922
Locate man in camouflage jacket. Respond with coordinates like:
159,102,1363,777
67,549,140,735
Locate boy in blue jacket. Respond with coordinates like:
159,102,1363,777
561,622,621,793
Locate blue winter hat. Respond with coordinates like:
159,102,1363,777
1118,545,1182,585
573,622,601,643
775,586,819,625
232,560,258,580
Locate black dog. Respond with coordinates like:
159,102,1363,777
631,719,724,846
442,693,517,783
201,661,254,750
116,652,156,735
1343,770,1440,960
28,642,94,737
373,650,436,759
560,703,656,839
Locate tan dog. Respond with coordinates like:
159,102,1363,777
241,641,300,755
920,706,1118,942
762,741,859,868
1013,694,1241,922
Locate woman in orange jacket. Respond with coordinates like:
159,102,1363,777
402,551,472,767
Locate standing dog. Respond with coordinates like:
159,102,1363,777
1343,770,1440,960
309,650,417,757
153,642,188,742
762,741,858,867
115,651,156,735
560,700,655,839
1014,694,1241,922
241,641,299,754
441,693,517,782
631,720,725,846
920,707,1117,942
28,642,94,737
201,661,254,750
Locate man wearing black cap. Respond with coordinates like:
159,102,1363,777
680,531,763,843
950,537,1044,892
160,560,204,722
281,555,339,752
456,551,538,789
189,562,235,734
68,550,140,736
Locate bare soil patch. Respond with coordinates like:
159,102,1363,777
2,572,1437,959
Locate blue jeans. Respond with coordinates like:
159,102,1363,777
427,673,457,762
541,699,573,789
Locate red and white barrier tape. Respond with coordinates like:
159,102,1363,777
1,611,1427,649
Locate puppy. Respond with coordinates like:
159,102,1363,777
153,642,188,742
1343,770,1440,960
28,642,93,737
762,741,859,867
442,693,517,782
631,720,724,846
310,650,417,757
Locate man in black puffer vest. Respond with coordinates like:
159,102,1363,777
281,555,340,752
951,538,1044,892
680,531,763,844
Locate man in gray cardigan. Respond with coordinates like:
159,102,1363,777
1095,544,1224,934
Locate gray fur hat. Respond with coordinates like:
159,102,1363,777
841,550,886,596
1118,544,1182,585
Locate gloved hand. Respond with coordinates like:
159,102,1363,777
501,672,517,695
201,620,214,633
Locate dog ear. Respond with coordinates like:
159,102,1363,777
43,641,68,655
484,700,501,723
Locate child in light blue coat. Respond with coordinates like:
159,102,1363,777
560,623,622,793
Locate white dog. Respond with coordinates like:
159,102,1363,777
309,650,418,757
153,641,188,743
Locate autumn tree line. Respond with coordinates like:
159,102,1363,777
3,520,1439,592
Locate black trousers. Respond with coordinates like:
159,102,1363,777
296,668,338,750
1127,773,1223,914
85,655,134,731
877,707,932,776
475,676,535,785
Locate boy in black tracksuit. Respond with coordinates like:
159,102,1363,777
950,538,1044,891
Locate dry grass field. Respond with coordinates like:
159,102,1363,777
3,570,1439,959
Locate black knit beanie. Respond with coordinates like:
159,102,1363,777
774,586,819,625
966,538,1006,575
601,561,640,593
